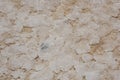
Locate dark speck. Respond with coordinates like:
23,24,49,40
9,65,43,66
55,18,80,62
40,43,48,50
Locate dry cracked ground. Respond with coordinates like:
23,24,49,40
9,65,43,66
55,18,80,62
0,0,120,80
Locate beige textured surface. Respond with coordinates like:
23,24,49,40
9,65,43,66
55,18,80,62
0,0,120,80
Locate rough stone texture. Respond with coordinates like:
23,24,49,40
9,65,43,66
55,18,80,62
0,0,120,80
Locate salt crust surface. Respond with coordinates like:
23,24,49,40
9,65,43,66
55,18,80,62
0,0,120,80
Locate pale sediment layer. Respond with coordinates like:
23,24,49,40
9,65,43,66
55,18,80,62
0,0,120,80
